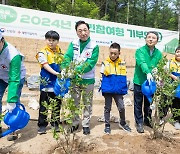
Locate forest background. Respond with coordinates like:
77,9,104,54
1,0,180,36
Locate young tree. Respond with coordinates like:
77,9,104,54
151,56,180,138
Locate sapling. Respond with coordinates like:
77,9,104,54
42,60,90,154
151,56,180,138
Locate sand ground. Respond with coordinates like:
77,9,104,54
0,62,180,154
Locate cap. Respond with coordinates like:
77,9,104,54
0,32,3,40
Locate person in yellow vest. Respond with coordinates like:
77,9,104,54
169,46,180,129
36,30,63,134
100,43,131,134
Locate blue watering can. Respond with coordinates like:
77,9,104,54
54,78,71,97
172,72,180,98
142,80,157,103
175,84,180,98
0,102,30,138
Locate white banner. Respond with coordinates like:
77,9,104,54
0,4,179,52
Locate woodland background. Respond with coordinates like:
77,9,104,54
1,0,179,34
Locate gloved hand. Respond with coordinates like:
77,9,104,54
6,103,16,113
152,67,158,76
60,69,66,79
147,73,153,83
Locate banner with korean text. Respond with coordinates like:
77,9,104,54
0,4,179,53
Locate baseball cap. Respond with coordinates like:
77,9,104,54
0,32,3,40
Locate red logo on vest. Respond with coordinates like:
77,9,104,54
1,64,7,70
84,51,91,58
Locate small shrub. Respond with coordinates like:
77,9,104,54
151,56,180,138
43,61,91,154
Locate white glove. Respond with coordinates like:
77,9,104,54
6,103,16,113
152,67,158,76
147,73,153,83
150,104,156,110
61,69,66,79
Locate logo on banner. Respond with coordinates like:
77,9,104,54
0,5,17,23
0,28,5,32
1,64,8,70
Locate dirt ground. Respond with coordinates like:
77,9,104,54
0,62,180,154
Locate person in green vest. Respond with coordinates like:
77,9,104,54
61,20,99,135
0,32,26,141
133,31,162,133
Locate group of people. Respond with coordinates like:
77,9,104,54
0,20,179,141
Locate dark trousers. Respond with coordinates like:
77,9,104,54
103,93,126,126
134,84,152,124
158,95,168,119
172,97,180,122
38,91,61,127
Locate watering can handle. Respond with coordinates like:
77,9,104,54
16,102,26,111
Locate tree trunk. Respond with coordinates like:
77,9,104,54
114,0,118,22
2,0,6,4
178,12,180,44
143,0,148,26
105,0,108,16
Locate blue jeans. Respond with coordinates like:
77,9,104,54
0,78,25,114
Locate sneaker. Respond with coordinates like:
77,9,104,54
174,122,180,130
70,125,79,133
136,123,144,133
83,127,90,135
104,126,111,134
7,133,18,141
38,126,47,135
119,123,131,132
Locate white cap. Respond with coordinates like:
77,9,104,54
0,32,3,40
